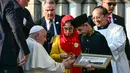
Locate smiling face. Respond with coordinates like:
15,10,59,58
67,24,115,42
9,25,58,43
92,8,107,27
43,3,56,20
76,24,89,36
63,21,74,36
101,0,116,15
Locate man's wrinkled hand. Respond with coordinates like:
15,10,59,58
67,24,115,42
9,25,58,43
18,54,29,66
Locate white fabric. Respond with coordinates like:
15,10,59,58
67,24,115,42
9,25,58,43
94,23,130,73
29,25,44,34
23,37,65,73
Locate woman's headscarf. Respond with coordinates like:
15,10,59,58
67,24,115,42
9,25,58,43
60,15,81,56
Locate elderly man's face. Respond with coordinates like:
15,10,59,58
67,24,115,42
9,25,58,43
43,3,56,20
39,29,47,45
92,8,106,27
101,0,116,14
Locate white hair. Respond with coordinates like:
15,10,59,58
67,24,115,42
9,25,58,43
42,0,56,7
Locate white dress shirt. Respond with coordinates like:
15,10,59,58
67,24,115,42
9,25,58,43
46,19,57,35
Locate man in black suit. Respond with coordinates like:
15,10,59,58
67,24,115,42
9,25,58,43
14,0,34,39
88,0,130,65
0,0,30,73
35,0,62,54
13,0,34,73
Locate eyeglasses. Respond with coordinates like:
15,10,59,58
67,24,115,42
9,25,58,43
63,27,73,32
92,15,104,20
104,2,116,6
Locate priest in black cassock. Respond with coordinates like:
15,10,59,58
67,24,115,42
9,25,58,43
71,14,112,73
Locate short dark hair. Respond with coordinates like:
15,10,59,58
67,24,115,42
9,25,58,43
92,6,108,16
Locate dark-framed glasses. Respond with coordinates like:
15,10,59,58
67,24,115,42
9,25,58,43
106,2,116,6
63,27,74,32
92,15,104,20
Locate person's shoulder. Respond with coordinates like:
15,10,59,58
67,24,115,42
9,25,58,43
110,23,123,28
93,31,105,37
24,8,30,12
94,31,102,35
55,14,62,19
112,14,124,19
51,35,60,43
55,14,61,17
1,0,15,9
34,17,45,24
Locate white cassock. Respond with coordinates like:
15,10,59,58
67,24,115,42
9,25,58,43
23,37,65,73
94,23,130,73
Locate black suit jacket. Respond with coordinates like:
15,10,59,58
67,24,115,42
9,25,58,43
112,14,127,32
0,0,30,66
13,0,34,39
88,14,130,60
12,0,34,57
35,15,62,53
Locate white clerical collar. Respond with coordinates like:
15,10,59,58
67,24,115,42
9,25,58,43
46,19,55,23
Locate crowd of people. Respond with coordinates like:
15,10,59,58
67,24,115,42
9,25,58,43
0,0,130,73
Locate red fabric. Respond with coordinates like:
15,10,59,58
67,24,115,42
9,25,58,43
60,15,82,73
107,16,111,23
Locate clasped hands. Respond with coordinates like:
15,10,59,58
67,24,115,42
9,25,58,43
60,53,75,69
60,53,95,71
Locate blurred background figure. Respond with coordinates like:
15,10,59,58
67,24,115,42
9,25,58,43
35,0,62,54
